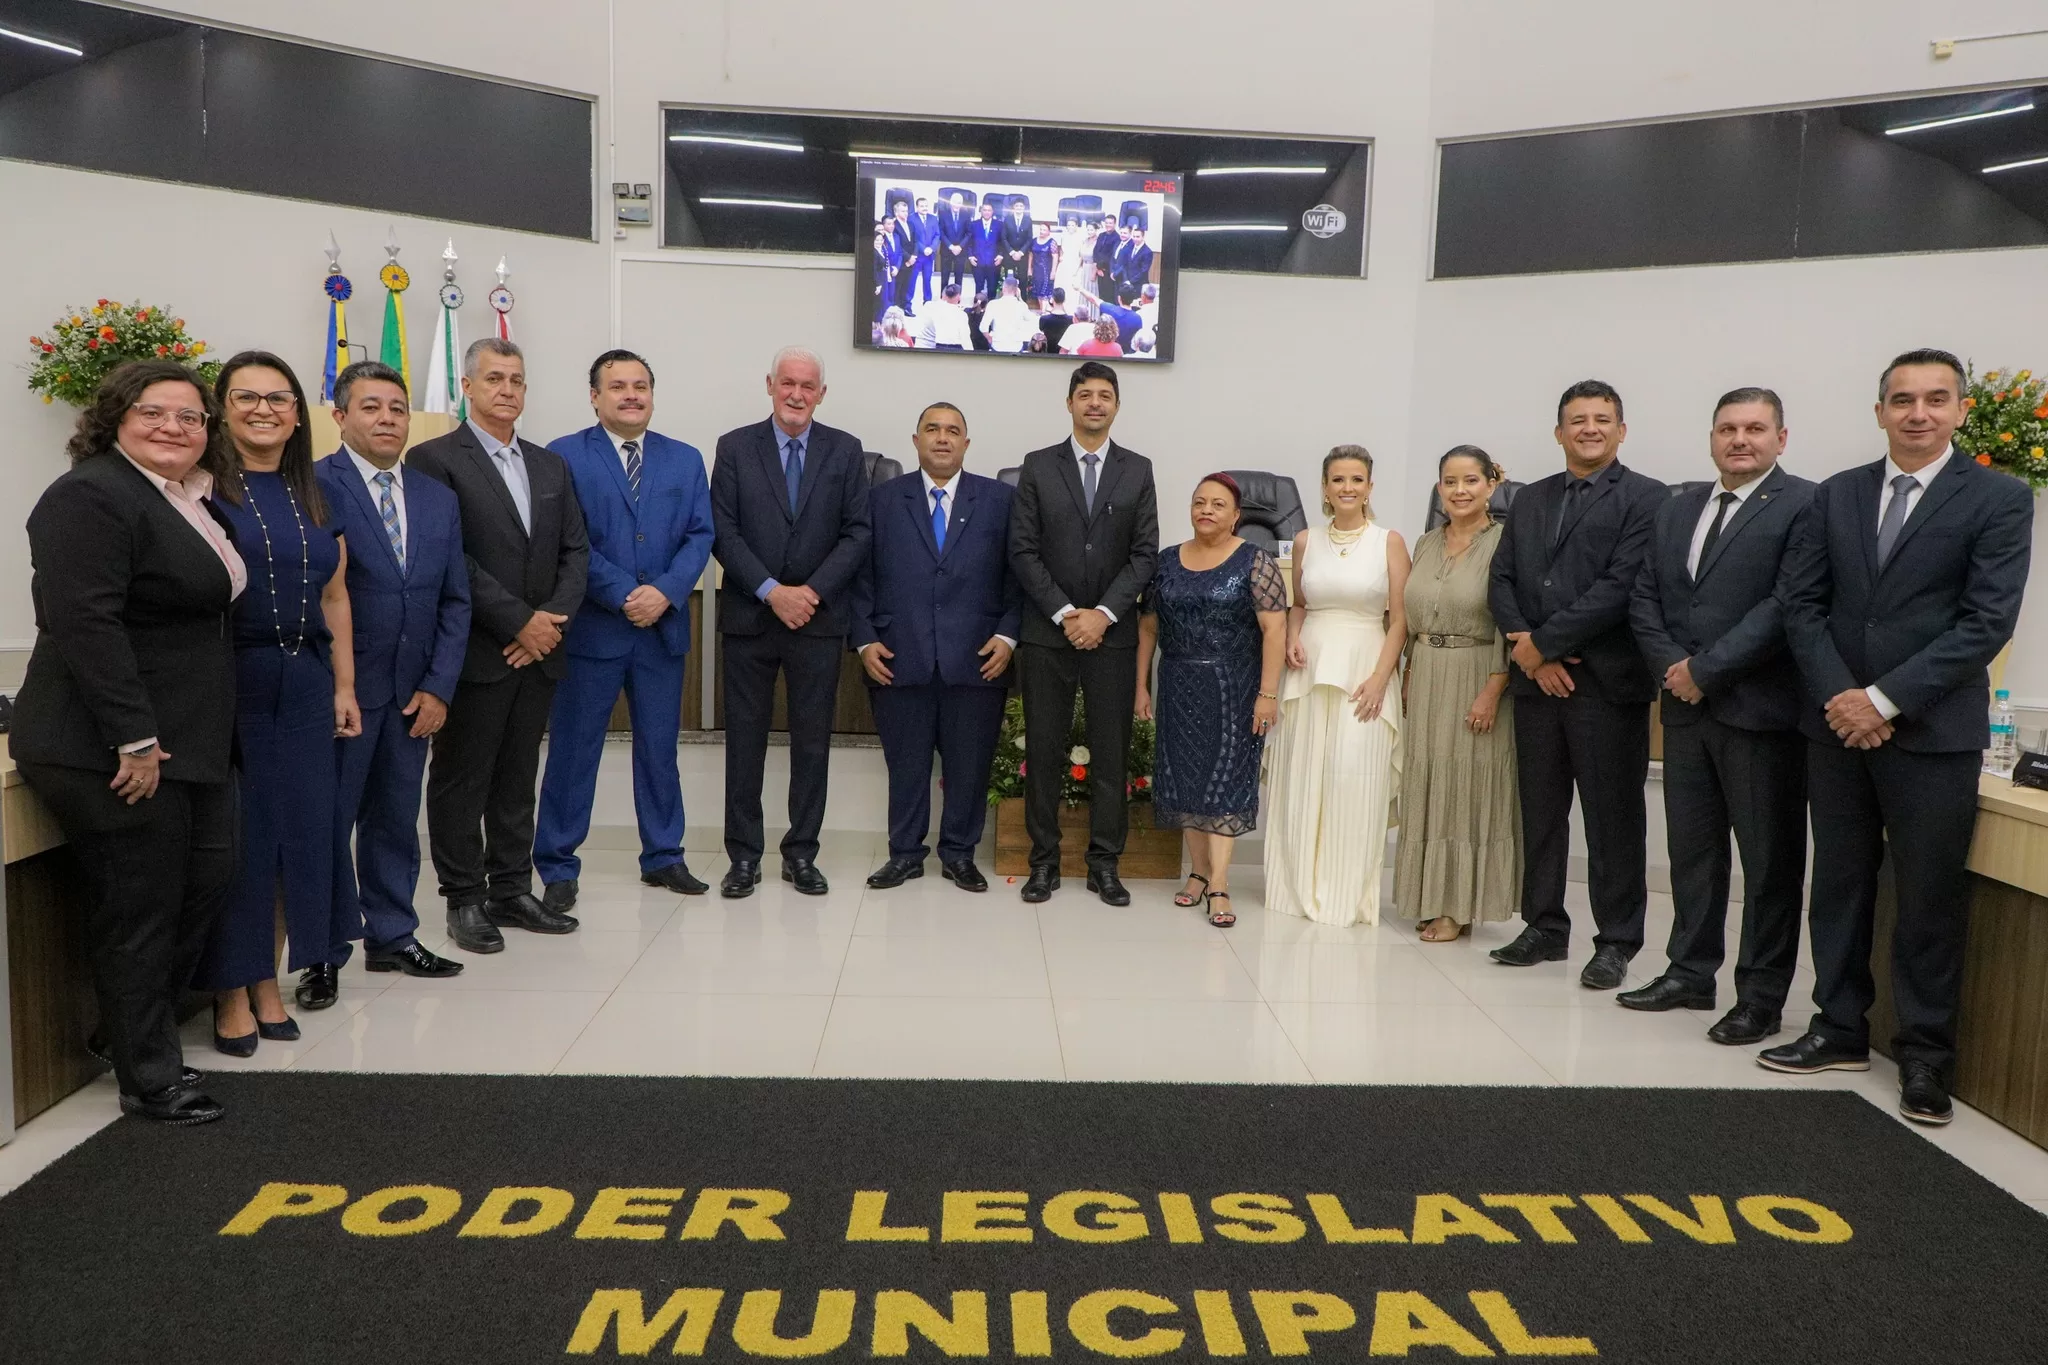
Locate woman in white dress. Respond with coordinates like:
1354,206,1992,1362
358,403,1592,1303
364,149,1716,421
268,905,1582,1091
1055,219,1089,305
1262,445,1410,926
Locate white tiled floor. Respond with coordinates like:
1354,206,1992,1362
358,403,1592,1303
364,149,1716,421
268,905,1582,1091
8,832,2048,1213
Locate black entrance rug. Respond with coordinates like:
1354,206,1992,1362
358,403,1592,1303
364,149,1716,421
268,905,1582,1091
3,1075,2046,1363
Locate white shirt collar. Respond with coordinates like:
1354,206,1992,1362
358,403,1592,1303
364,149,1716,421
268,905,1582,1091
344,443,401,487
920,468,958,498
468,419,517,459
602,424,650,457
1886,445,1953,488
1069,435,1110,463
1709,471,1766,505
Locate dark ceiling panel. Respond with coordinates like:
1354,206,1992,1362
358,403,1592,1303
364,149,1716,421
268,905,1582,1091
0,27,201,182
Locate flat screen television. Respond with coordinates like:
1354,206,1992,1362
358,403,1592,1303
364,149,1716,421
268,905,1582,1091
854,159,1181,362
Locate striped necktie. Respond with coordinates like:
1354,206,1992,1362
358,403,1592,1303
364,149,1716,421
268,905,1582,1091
623,438,642,500
374,471,404,570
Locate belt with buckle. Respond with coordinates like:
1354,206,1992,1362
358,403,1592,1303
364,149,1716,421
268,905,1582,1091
1418,633,1491,648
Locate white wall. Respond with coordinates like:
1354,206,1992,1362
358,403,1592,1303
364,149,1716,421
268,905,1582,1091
5,0,2048,698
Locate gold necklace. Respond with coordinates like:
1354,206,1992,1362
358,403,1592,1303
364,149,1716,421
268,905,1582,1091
1327,523,1366,557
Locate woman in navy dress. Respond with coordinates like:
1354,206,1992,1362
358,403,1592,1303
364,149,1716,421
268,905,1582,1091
1028,222,1058,304
1135,474,1288,926
194,352,360,1053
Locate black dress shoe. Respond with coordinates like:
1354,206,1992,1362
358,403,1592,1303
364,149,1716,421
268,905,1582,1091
212,1002,257,1058
721,860,762,899
295,963,340,1011
1707,1002,1782,1046
941,859,988,893
1757,1030,1871,1074
1020,866,1061,902
365,941,465,978
642,862,710,895
782,859,829,895
120,1085,224,1126
1490,925,1568,967
1617,973,1710,1012
447,902,506,954
256,1015,300,1042
85,1035,199,1087
1898,1060,1954,1125
1086,868,1131,906
1579,944,1632,990
487,892,580,934
867,856,926,889
542,879,579,912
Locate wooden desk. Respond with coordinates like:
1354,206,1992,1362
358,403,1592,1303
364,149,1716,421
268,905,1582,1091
2,737,99,1136
1871,774,2048,1149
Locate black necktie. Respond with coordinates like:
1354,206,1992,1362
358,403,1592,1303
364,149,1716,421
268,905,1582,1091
1551,479,1584,549
1696,490,1737,572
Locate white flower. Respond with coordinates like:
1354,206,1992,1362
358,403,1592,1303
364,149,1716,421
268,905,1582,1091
1013,732,1028,752
1069,746,1091,764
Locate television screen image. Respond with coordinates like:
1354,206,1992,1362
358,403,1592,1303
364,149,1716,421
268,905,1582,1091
854,159,1181,362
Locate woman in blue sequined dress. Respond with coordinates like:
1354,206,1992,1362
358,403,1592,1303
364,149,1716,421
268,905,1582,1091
1135,474,1288,926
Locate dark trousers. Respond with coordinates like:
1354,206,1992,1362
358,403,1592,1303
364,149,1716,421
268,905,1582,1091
18,763,236,1097
535,640,687,883
1659,714,1806,1007
1019,642,1136,872
722,629,842,864
1514,688,1650,954
333,699,430,959
940,249,964,293
971,264,999,304
1805,741,1980,1077
426,667,556,906
871,681,1007,862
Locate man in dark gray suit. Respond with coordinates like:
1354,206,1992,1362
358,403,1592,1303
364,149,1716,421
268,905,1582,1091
1487,379,1666,988
1007,361,1160,905
1766,348,2032,1126
710,346,871,898
407,338,590,953
1621,388,1814,1045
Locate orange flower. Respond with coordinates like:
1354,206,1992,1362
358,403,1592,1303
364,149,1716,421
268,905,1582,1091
1995,391,2008,402
174,318,185,330
154,344,167,356
1964,397,1977,409
172,342,187,356
69,315,82,326
2035,405,2048,419
1977,453,1994,466
2000,431,2016,442
97,325,115,340
96,297,107,307
1069,764,1087,780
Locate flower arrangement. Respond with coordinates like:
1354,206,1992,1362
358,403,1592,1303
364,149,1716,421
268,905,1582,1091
986,694,1155,806
1956,364,2048,491
26,299,221,407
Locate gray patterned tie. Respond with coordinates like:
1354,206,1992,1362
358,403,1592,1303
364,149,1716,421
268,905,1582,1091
1876,474,1916,566
1082,450,1100,514
623,438,642,500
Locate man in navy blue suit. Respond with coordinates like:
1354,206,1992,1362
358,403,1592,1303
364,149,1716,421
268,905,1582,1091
907,196,941,313
1116,226,1154,292
316,361,469,979
853,402,1022,892
938,192,972,298
535,350,715,909
967,202,1003,306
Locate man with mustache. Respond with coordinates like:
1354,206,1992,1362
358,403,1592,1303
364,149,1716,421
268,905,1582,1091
534,350,715,909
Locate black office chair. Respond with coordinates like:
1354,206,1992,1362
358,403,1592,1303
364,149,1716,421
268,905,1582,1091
1222,470,1308,555
996,465,1022,487
1422,479,1523,532
864,453,904,486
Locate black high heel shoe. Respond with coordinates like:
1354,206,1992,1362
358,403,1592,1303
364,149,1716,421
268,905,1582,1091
256,1016,300,1042
212,1003,258,1058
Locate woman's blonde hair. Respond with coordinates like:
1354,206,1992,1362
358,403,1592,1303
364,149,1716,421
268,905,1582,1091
1320,443,1374,520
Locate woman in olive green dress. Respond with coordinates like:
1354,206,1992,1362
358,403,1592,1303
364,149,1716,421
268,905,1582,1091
1396,446,1520,941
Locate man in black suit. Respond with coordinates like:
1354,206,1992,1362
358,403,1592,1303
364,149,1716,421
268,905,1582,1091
1765,348,2032,1125
710,346,871,898
1487,379,1666,988
852,402,1022,893
1621,388,1815,1044
1008,361,1160,905
407,338,590,953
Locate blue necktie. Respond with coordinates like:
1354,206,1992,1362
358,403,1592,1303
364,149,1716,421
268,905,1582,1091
785,437,803,513
623,438,642,500
931,486,947,550
374,471,404,570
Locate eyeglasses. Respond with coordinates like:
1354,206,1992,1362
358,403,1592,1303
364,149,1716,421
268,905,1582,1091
227,389,299,412
128,404,209,432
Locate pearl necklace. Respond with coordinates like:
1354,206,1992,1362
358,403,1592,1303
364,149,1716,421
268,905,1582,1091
1327,522,1368,557
246,473,310,656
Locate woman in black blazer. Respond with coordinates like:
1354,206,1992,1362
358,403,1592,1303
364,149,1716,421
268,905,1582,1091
12,360,247,1125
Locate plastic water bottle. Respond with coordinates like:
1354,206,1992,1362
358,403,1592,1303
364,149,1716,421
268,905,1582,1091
1987,689,2018,776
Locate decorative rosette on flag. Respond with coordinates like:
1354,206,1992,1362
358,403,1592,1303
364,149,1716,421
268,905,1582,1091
379,228,412,392
490,256,515,342
425,239,465,418
321,232,351,404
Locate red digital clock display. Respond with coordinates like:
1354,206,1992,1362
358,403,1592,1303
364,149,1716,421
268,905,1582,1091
1141,178,1178,193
